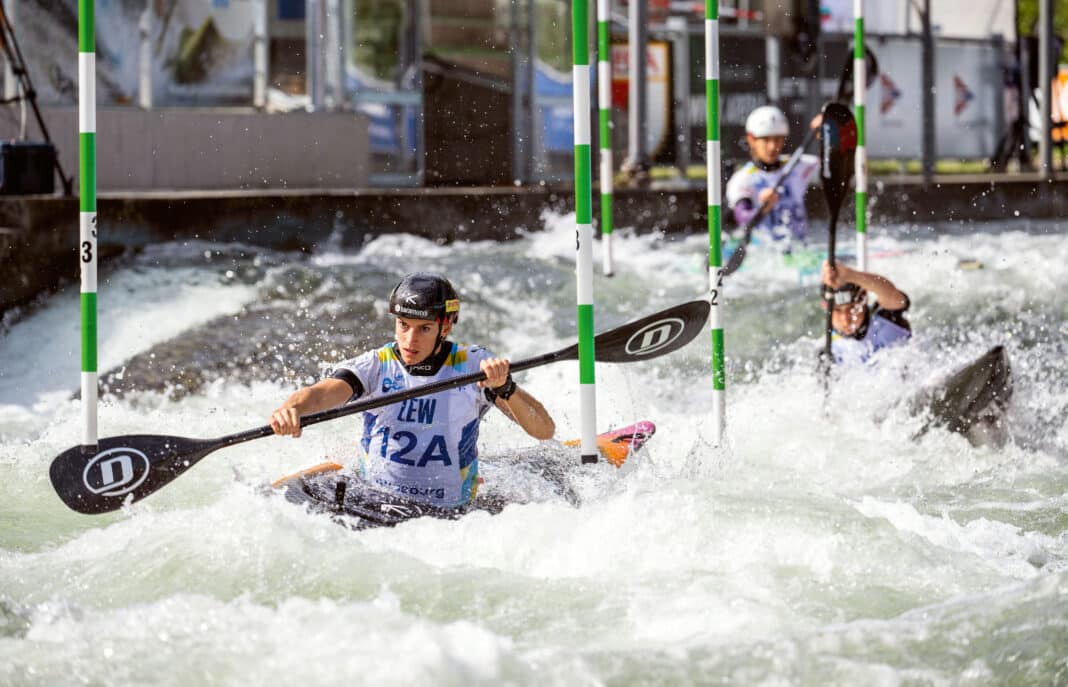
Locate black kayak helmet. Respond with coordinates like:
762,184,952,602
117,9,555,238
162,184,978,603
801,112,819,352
821,282,867,309
388,272,460,323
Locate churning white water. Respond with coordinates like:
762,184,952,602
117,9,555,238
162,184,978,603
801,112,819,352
1,215,1067,686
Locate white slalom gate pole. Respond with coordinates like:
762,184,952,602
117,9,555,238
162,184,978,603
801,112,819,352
79,0,98,449
706,0,725,444
597,0,614,276
574,0,598,463
854,0,868,271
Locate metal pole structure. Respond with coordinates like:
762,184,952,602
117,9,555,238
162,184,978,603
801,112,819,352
2,0,13,102
510,0,533,184
853,0,868,270
765,35,781,104
706,0,724,444
412,0,425,186
573,0,598,464
624,0,648,177
324,0,341,108
597,0,614,276
138,6,152,109
1039,0,1054,178
668,16,690,176
253,0,267,109
1020,28,1033,168
79,0,98,450
921,0,935,183
306,0,323,111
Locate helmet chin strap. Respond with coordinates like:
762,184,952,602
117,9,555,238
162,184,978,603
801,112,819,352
433,321,448,353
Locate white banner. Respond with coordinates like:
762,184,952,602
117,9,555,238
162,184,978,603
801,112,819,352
935,42,1003,159
865,37,1002,159
820,0,1013,39
819,0,902,35
866,38,923,158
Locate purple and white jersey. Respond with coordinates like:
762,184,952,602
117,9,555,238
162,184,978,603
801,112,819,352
832,308,913,365
725,154,820,245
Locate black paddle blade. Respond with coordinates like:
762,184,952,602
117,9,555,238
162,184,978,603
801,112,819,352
819,102,858,218
593,299,710,363
49,435,218,514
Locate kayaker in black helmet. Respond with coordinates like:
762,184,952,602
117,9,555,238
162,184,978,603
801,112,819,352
821,261,912,364
269,272,555,513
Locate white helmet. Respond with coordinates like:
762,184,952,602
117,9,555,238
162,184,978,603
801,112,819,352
745,105,789,138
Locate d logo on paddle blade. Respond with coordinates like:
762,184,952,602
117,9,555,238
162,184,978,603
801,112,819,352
82,447,151,497
624,318,686,356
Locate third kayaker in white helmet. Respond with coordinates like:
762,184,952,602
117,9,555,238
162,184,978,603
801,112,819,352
725,105,820,250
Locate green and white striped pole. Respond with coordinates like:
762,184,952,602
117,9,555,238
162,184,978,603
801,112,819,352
597,0,614,276
573,0,597,463
79,0,98,448
854,0,868,270
706,0,724,443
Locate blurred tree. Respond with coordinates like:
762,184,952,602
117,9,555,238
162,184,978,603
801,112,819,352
351,0,405,81
1018,0,1068,61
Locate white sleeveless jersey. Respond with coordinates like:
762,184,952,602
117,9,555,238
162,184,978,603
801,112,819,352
725,154,820,244
332,342,496,507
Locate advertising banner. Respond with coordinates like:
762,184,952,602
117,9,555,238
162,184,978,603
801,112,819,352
23,0,258,106
865,37,1003,159
532,41,670,159
820,0,1013,38
685,32,1003,163
865,38,924,159
533,61,575,154
22,0,140,105
152,0,259,105
935,41,1003,158
819,0,902,35
609,41,673,157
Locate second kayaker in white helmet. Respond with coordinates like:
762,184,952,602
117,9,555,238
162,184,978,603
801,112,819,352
725,104,821,249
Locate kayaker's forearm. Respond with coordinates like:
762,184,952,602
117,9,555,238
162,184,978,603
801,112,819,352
850,270,907,310
500,388,555,440
283,380,352,416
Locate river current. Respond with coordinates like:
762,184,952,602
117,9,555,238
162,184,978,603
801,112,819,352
1,214,1066,685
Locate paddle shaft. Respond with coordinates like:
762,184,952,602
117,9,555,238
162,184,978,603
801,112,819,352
818,102,858,368
822,208,839,361
752,126,817,224
215,347,570,450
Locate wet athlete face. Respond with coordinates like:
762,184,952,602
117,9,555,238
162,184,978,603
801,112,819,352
394,316,452,365
748,134,786,165
831,302,865,336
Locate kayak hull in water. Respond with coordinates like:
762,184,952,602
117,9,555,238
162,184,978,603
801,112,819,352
912,345,1012,447
271,421,656,529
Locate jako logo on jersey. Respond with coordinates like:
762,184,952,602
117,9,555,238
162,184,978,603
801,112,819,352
382,376,405,393
624,317,686,356
82,447,151,497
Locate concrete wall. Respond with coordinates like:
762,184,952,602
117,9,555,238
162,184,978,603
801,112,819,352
4,108,370,191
